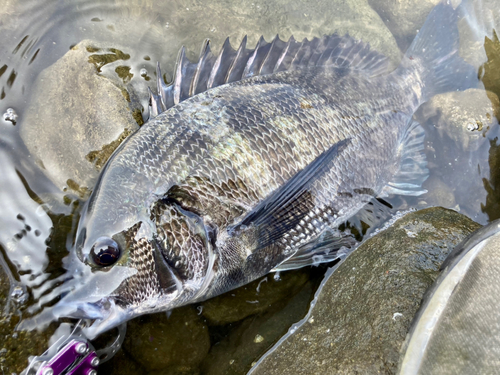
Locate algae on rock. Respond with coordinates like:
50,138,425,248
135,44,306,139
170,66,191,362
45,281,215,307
20,40,140,194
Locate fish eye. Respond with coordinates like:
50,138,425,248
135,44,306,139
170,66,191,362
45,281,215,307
90,237,121,267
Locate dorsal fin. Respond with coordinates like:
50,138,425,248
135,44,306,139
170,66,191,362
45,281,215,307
148,34,391,118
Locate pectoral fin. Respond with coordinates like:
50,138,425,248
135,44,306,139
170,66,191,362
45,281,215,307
380,120,429,197
272,228,357,271
231,138,351,251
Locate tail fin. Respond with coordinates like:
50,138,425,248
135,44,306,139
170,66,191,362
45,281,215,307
402,0,482,102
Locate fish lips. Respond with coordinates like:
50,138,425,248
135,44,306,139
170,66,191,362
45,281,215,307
48,297,130,339
69,299,131,339
51,260,138,337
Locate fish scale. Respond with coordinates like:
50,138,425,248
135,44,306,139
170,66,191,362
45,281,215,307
41,0,487,337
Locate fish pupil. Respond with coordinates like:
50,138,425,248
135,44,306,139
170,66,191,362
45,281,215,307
91,237,121,266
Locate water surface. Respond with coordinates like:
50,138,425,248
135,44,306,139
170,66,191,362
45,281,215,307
0,0,499,374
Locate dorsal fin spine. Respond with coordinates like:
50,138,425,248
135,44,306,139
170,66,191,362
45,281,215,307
273,36,293,72
242,36,264,78
226,35,248,83
156,62,168,113
207,37,230,89
259,34,282,75
172,47,187,105
189,39,211,96
148,33,391,120
148,87,160,118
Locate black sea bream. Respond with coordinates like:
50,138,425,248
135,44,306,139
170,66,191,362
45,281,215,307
23,0,489,336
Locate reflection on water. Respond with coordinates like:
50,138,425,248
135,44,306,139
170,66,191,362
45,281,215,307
482,137,500,221
0,0,499,373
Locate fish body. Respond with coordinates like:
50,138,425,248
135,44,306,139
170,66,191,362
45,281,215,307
85,65,421,304
25,0,486,336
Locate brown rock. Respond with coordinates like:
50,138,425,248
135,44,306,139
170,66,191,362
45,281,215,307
201,268,310,326
123,305,210,374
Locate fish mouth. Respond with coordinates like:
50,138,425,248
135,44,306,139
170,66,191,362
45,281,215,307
59,298,131,339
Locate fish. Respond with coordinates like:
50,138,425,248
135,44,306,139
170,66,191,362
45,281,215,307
20,0,491,338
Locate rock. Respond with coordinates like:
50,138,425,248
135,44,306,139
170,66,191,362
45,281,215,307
249,207,481,375
19,40,141,194
416,89,500,152
421,175,457,211
415,89,500,223
119,0,401,73
123,305,210,374
201,281,315,375
97,346,147,375
368,0,440,50
399,220,500,374
200,268,310,326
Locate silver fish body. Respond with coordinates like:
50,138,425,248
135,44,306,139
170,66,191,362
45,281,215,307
29,0,486,336
75,64,426,335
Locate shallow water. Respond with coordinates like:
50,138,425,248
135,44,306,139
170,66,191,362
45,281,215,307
0,0,499,373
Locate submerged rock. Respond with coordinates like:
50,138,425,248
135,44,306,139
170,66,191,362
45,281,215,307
20,40,140,195
120,0,401,71
201,281,315,375
122,305,210,374
201,268,310,326
369,0,440,50
416,89,500,152
97,346,146,375
250,207,481,375
416,89,500,223
421,175,457,211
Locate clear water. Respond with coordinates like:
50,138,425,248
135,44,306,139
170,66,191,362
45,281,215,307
0,0,499,374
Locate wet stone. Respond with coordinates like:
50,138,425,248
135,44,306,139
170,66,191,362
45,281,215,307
122,305,210,374
421,175,457,211
250,207,481,375
416,88,500,222
416,89,500,152
368,0,440,50
200,268,310,326
20,40,140,194
201,282,314,375
116,0,401,71
97,346,146,375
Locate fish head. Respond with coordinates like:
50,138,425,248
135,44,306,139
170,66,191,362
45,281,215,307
55,160,214,338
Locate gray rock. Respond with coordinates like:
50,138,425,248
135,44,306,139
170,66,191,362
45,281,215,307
20,40,140,194
399,220,500,374
414,89,500,223
416,89,500,152
250,207,481,375
421,175,457,211
117,0,401,71
201,268,310,326
369,0,440,50
122,305,210,374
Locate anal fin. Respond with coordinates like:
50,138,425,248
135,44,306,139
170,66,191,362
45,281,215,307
380,120,429,197
272,228,356,271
